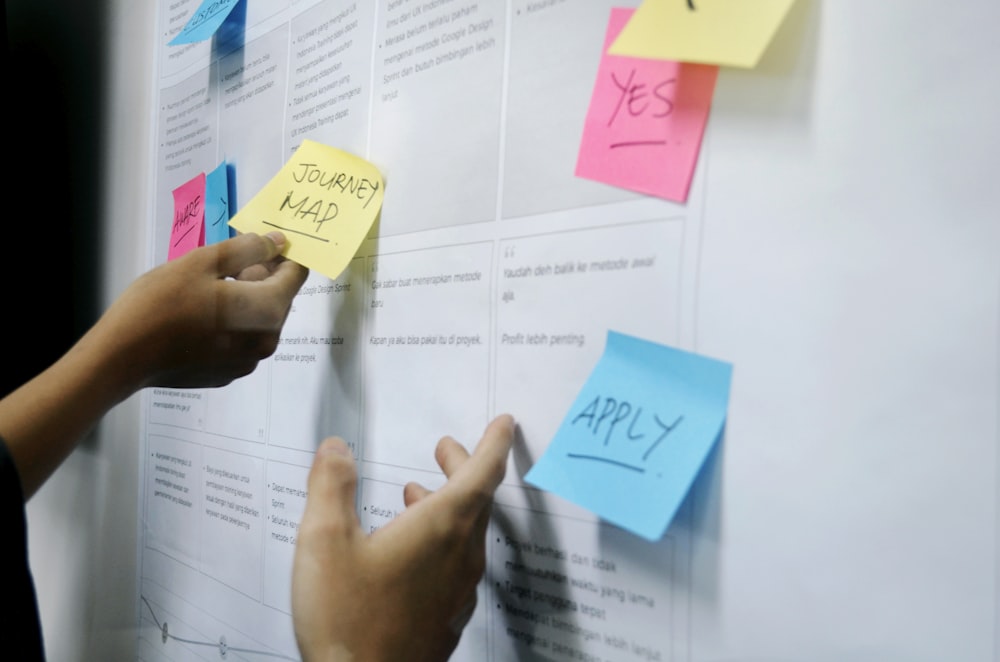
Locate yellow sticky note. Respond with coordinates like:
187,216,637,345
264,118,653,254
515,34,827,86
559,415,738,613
608,0,796,68
229,141,384,280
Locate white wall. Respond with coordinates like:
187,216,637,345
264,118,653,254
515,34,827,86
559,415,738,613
26,1,154,659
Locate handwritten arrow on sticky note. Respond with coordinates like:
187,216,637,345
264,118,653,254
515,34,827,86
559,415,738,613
204,161,232,245
526,331,732,541
228,140,384,281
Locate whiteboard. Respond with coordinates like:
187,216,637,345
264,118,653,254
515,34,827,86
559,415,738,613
25,1,999,660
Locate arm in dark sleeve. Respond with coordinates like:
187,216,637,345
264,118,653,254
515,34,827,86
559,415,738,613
0,436,46,660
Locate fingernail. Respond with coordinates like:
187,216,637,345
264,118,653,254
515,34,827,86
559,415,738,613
318,437,351,457
265,231,286,250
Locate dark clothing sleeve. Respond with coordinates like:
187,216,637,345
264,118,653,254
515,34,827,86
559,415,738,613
0,436,46,660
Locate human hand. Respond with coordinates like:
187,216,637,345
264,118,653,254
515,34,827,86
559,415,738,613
95,231,308,391
0,232,307,497
292,415,516,662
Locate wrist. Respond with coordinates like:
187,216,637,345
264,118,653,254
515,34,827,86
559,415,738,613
76,309,157,402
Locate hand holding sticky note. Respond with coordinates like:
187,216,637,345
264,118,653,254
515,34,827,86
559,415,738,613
228,140,384,281
525,331,732,541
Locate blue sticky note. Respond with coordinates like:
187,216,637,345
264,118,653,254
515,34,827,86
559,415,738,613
525,331,732,541
204,161,232,245
169,0,242,46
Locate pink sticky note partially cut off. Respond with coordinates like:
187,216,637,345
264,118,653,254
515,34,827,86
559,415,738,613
169,172,207,261
575,7,719,203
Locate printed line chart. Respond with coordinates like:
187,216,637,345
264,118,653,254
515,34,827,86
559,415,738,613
141,596,298,661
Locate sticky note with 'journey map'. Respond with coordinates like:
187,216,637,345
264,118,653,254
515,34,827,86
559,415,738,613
525,331,732,541
228,140,384,281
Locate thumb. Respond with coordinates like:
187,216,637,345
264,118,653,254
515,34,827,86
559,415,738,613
211,231,286,278
300,438,360,541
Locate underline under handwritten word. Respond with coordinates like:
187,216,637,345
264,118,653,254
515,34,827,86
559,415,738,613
566,453,646,473
262,220,330,242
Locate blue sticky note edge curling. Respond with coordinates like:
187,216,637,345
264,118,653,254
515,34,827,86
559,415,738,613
169,0,242,46
204,162,231,245
525,331,733,541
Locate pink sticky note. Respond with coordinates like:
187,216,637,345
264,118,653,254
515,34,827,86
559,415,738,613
168,172,206,261
575,8,719,203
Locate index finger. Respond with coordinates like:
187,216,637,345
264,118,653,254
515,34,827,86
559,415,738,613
441,415,515,508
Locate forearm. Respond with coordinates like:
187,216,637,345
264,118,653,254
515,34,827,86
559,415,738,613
0,317,142,499
0,233,305,500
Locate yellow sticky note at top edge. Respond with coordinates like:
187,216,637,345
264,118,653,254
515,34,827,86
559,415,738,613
229,140,384,280
608,0,796,68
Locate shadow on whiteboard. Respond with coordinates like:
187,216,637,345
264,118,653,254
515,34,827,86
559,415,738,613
712,0,821,127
